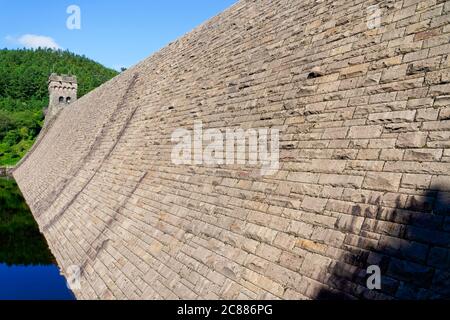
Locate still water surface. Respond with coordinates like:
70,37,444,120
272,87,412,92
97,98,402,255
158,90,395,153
0,263,74,300
0,177,75,300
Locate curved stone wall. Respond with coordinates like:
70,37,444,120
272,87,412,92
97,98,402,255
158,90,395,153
14,0,450,299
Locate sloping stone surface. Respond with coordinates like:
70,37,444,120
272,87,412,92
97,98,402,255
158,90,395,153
14,0,450,299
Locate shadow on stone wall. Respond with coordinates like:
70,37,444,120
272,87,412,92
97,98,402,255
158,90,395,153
316,186,450,300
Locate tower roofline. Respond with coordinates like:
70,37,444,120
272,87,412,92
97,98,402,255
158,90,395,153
48,73,77,84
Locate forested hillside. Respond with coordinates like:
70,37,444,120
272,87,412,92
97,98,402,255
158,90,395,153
0,48,118,165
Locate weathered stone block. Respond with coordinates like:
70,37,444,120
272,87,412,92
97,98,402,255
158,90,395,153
279,251,304,272
335,214,364,233
434,96,450,108
380,64,408,83
404,149,442,161
416,108,439,121
396,132,427,148
378,235,428,263
422,120,450,131
319,174,364,188
348,125,383,139
406,57,441,74
256,243,282,262
380,149,404,161
405,194,435,212
299,253,330,280
368,110,416,124
439,106,450,120
322,127,349,139
402,174,432,189
301,196,327,213
393,5,416,22
363,172,402,192
288,221,314,239
340,64,369,79
287,172,320,183
430,175,450,191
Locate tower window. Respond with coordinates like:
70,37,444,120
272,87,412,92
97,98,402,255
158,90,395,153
66,97,71,104
59,96,64,103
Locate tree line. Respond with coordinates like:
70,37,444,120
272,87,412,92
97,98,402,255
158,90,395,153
0,48,118,165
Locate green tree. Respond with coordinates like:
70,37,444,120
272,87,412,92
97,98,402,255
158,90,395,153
0,48,118,165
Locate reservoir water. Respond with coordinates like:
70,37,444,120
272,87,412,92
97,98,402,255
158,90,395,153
0,263,74,300
0,177,75,300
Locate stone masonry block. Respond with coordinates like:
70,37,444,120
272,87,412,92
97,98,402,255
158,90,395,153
401,174,432,189
363,172,402,192
348,125,383,139
301,196,327,213
396,132,427,148
368,110,416,124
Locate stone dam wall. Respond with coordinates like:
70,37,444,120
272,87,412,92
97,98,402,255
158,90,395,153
14,0,450,299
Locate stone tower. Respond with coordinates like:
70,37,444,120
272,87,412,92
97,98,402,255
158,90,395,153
46,73,77,123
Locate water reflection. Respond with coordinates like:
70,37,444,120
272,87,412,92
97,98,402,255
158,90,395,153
0,177,75,300
0,263,75,300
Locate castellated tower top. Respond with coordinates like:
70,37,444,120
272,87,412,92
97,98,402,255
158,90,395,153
46,73,78,123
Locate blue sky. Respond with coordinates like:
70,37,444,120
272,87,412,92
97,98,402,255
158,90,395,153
0,0,238,71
